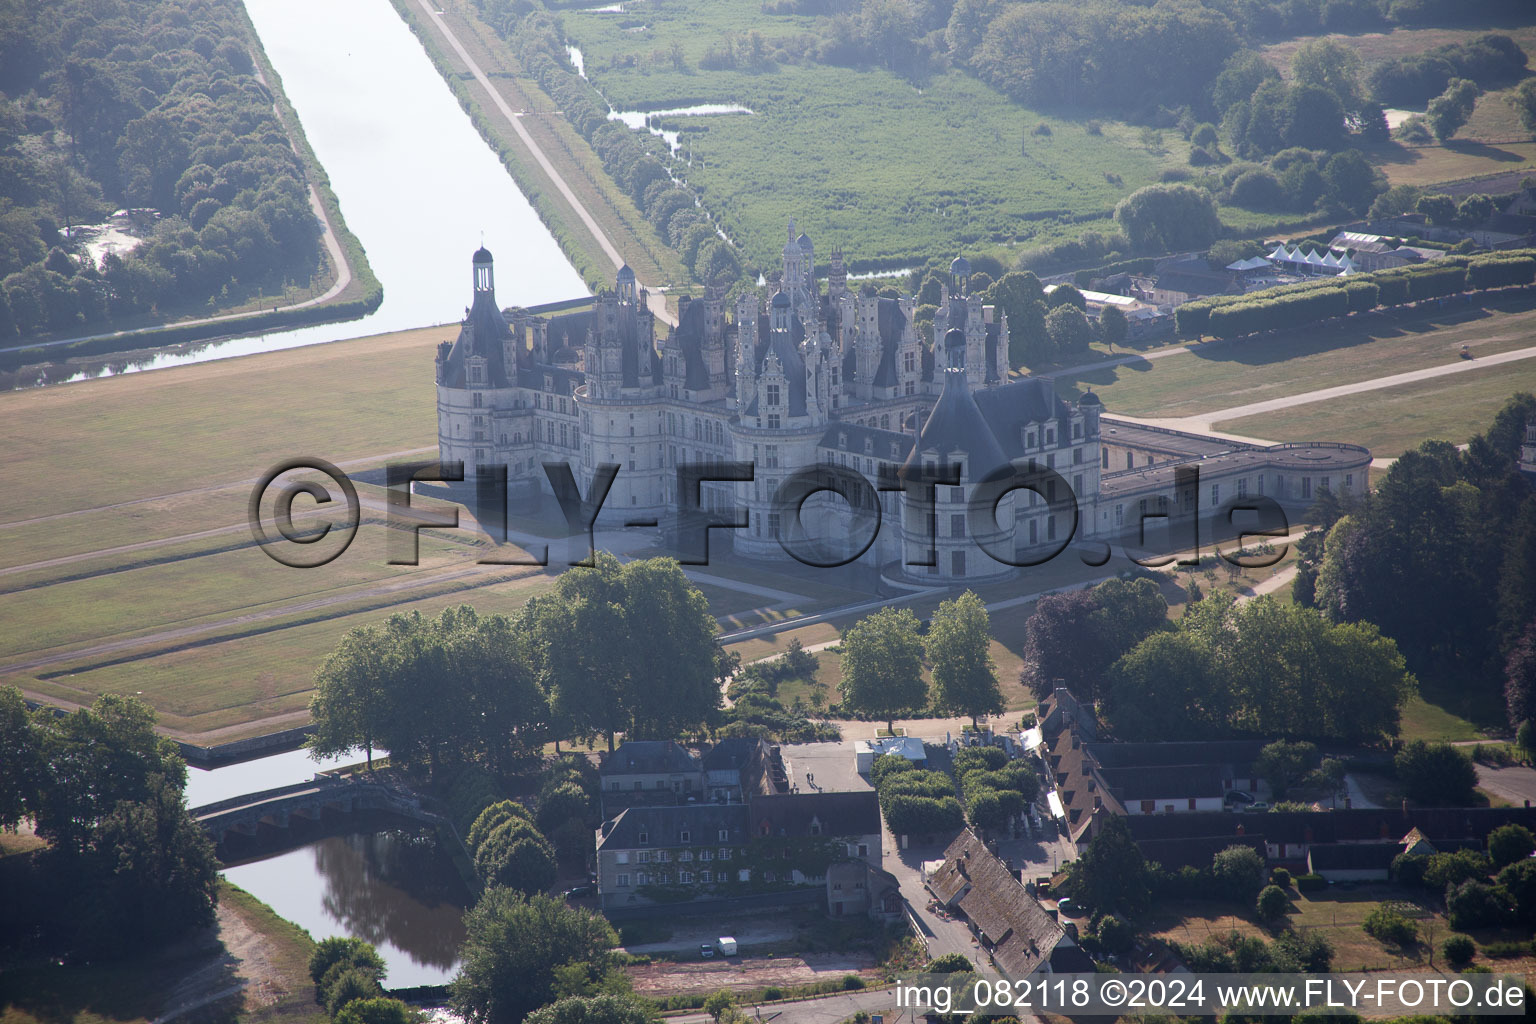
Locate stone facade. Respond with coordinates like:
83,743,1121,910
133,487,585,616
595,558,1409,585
437,224,1371,584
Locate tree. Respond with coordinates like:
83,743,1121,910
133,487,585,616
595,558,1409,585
702,989,735,1023
0,686,39,830
839,607,927,733
1104,631,1223,740
927,592,1003,728
1063,816,1151,914
325,967,385,1017
1487,824,1535,869
1395,741,1477,806
1212,845,1266,902
1256,740,1319,799
1283,84,1348,151
1097,303,1128,350
525,996,657,1024
1427,78,1480,141
1114,184,1222,253
335,998,423,1024
311,937,389,989
71,775,220,957
1291,38,1362,118
1511,78,1536,135
1256,884,1290,924
309,623,394,771
1457,193,1495,226
1447,879,1515,931
1505,621,1536,734
1441,934,1475,968
1322,149,1385,215
30,692,186,854
474,818,558,895
451,890,620,1024
1416,193,1458,225
1044,305,1092,356
1045,284,1086,311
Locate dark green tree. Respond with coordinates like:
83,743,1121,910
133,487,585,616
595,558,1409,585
451,890,620,1024
525,995,657,1024
1487,823,1535,869
1063,816,1151,915
927,591,1003,729
1097,303,1128,350
334,998,422,1024
839,607,927,733
1114,184,1222,252
1395,741,1477,806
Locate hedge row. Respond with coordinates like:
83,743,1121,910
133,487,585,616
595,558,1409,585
870,754,965,837
1174,249,1536,341
1073,256,1157,288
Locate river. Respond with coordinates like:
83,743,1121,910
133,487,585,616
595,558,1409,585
54,0,587,383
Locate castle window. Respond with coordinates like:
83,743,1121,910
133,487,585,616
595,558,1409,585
1046,427,1056,445
1074,422,1082,439
1127,452,1133,469
1345,473,1353,490
1238,477,1248,498
470,365,483,384
766,384,780,407
768,414,780,429
905,380,915,396
951,513,966,538
903,352,915,373
768,512,781,537
1301,476,1312,498
1103,449,1109,468
1114,504,1124,528
1074,447,1083,464
1026,430,1037,448
1211,483,1220,504
473,392,483,408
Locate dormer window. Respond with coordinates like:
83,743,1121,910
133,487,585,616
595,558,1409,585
470,365,484,384
767,384,781,406
1046,427,1056,445
718,829,730,841
638,832,649,845
1026,430,1036,447
810,819,822,836
680,831,691,843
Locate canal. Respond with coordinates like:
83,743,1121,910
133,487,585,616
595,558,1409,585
56,0,587,383
191,747,470,989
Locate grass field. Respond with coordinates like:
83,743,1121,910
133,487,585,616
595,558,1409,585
561,0,1197,272
1262,24,1536,187
1055,292,1536,420
1221,355,1536,460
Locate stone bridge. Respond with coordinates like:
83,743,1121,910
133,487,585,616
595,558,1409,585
191,776,443,848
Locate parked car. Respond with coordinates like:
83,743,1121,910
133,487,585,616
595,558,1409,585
1249,801,1270,812
700,943,714,959
1224,791,1254,805
1057,897,1078,917
563,885,594,899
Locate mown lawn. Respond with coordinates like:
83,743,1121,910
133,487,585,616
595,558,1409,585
1055,292,1536,420
1221,356,1536,460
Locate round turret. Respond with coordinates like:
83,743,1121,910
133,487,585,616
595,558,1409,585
950,255,970,277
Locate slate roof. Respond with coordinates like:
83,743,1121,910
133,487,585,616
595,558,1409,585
440,250,516,389
1088,740,1265,771
743,313,808,417
701,737,768,774
972,378,1073,460
929,829,1072,977
904,367,1011,481
1101,764,1227,802
602,740,700,776
819,422,913,463
597,803,748,852
1308,842,1400,872
748,791,882,839
671,296,712,391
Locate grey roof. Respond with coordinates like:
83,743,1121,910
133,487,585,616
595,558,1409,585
744,313,808,417
1308,842,1400,871
797,232,813,251
701,737,768,773
601,740,700,776
1088,740,1264,771
617,263,635,281
771,290,791,308
748,791,881,838
473,246,493,263
972,378,1072,461
870,298,907,388
1100,764,1227,802
951,255,970,276
819,422,913,463
598,803,748,852
929,829,1070,977
440,252,516,389
904,367,1011,481
671,297,711,390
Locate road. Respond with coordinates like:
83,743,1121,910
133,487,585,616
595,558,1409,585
411,0,675,326
1475,764,1536,808
666,987,907,1024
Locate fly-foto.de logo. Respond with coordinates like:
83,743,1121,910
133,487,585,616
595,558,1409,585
248,458,1290,571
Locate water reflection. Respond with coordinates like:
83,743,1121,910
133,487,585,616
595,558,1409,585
224,827,468,988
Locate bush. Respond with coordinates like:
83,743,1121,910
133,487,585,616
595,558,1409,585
1296,873,1326,892
1443,933,1476,968
1424,849,1491,890
928,952,973,973
1392,853,1429,887
1487,824,1536,869
1363,903,1418,947
1270,867,1292,889
1396,741,1478,806
1447,880,1516,931
1212,845,1266,902
1256,884,1290,924
1096,915,1135,955
841,974,866,990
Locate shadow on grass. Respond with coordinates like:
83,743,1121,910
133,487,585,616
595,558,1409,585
1441,139,1530,163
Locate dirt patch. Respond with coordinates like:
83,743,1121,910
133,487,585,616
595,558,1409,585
627,952,879,995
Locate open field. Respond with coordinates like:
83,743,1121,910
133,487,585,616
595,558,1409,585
1221,355,1536,461
1055,292,1536,420
561,0,1198,271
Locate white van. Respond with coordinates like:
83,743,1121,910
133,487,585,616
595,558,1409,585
716,936,738,956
